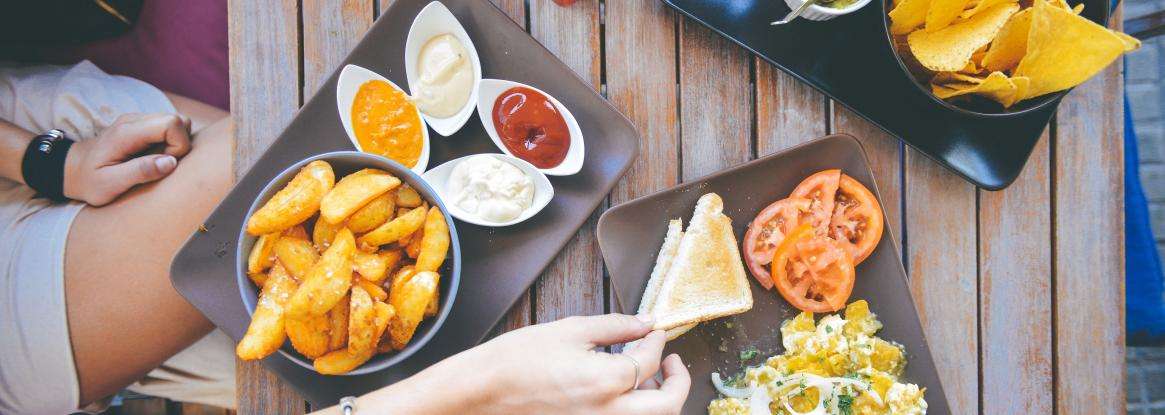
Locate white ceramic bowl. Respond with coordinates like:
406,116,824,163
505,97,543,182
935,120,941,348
405,1,482,137
421,153,554,227
475,79,585,176
336,64,431,174
783,0,872,21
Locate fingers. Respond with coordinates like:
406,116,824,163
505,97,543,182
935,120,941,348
550,313,654,347
657,353,691,399
622,330,666,387
97,154,179,203
604,354,691,415
105,114,192,160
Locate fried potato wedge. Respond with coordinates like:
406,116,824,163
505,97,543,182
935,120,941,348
395,184,422,208
237,264,298,360
356,279,388,302
389,265,416,294
284,224,309,240
320,169,401,225
288,228,356,317
348,286,377,353
312,216,343,251
379,249,404,282
247,232,280,276
247,160,334,235
388,271,439,350
314,301,393,375
327,294,350,351
425,290,439,318
285,311,331,359
274,236,319,281
353,251,389,283
415,207,450,273
347,192,395,233
358,206,426,247
406,230,423,259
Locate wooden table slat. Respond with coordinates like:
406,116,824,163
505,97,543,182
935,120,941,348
832,106,904,244
755,61,828,157
678,18,752,179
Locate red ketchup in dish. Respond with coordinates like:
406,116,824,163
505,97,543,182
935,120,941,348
491,86,570,169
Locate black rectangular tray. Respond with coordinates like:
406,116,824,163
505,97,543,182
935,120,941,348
169,0,638,407
665,0,1107,190
598,135,950,414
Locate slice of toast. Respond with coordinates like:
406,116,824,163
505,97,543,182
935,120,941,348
637,219,696,340
649,193,753,331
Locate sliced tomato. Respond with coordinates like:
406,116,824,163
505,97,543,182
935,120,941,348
771,224,856,313
743,197,814,289
829,175,885,264
789,169,841,233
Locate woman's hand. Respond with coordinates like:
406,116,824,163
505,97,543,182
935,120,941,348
334,314,691,415
63,113,192,206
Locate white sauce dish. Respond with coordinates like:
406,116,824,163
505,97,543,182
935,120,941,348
421,153,554,227
405,1,482,137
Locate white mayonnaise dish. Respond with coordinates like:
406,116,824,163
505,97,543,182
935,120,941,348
413,33,474,118
447,155,534,223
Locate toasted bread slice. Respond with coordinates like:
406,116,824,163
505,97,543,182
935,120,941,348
637,219,696,340
650,193,753,331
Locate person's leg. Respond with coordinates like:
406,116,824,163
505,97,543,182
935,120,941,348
64,116,233,406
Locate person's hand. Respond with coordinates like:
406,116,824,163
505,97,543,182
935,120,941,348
63,113,192,206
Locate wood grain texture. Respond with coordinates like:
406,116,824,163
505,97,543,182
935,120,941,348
1052,12,1126,415
755,61,827,156
228,0,304,412
529,0,605,323
678,17,752,179
181,402,234,415
302,0,375,97
979,133,1053,415
832,105,903,244
905,150,978,415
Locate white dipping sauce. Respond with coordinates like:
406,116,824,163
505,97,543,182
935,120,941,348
447,155,534,223
413,33,473,118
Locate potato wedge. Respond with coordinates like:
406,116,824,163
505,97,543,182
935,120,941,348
353,251,389,283
395,184,422,208
348,286,377,353
247,232,280,276
312,216,343,251
405,229,423,259
424,291,439,318
285,311,331,359
415,207,450,273
347,192,395,233
273,236,319,281
358,206,426,247
237,264,298,360
314,301,393,375
356,279,388,302
288,228,355,317
388,271,439,350
247,272,268,287
247,160,334,235
327,294,350,351
284,224,309,241
389,265,416,294
320,169,401,225
379,249,404,281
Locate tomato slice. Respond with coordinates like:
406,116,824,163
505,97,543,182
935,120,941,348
742,197,814,289
789,169,841,233
829,175,885,264
771,224,856,313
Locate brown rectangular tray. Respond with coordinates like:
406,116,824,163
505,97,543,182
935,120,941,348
598,135,950,414
169,0,638,407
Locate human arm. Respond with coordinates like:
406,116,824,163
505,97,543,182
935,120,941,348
311,314,692,415
0,114,193,206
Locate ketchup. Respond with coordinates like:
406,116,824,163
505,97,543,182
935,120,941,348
492,86,570,169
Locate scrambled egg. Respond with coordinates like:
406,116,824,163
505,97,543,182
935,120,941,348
708,300,927,415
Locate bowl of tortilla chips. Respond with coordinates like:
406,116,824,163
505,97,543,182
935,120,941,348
884,0,1140,116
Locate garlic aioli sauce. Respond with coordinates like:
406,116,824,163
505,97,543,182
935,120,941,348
413,33,474,118
447,155,534,223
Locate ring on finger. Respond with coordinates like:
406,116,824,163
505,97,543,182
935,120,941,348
620,353,640,392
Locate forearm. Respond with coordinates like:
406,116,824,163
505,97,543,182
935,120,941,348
0,119,36,184
311,350,500,415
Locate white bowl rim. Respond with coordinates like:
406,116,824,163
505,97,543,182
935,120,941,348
475,78,585,176
404,1,482,137
790,0,874,16
336,64,431,174
421,153,555,227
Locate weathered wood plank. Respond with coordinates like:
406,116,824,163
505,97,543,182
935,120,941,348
832,106,903,244
755,61,827,156
979,133,1053,414
302,0,375,98
181,402,233,415
678,17,752,179
228,0,304,412
528,0,605,322
904,151,978,415
1053,11,1126,414
121,397,169,414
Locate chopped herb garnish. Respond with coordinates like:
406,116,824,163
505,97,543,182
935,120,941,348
826,325,833,333
739,347,759,361
838,394,855,415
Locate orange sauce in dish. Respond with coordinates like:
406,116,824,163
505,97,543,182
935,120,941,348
352,80,424,168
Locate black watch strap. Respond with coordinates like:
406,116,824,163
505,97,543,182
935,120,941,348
21,129,74,202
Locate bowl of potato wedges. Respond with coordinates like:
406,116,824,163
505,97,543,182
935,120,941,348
234,151,460,375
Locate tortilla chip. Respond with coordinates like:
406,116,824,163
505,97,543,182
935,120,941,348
981,8,1032,72
890,0,931,34
1071,3,1084,13
933,71,988,84
961,0,1015,18
926,0,974,31
1014,0,1139,98
908,3,1020,71
1003,76,1031,107
1115,30,1142,51
931,71,1021,105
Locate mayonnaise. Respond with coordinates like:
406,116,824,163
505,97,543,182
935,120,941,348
413,33,474,118
447,155,534,223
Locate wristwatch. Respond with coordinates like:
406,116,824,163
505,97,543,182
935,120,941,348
21,128,74,202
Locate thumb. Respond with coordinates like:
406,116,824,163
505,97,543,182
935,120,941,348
104,154,178,190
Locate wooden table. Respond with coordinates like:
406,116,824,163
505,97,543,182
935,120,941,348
227,0,1126,413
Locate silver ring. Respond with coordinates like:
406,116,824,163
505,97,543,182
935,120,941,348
340,396,357,415
621,354,640,391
